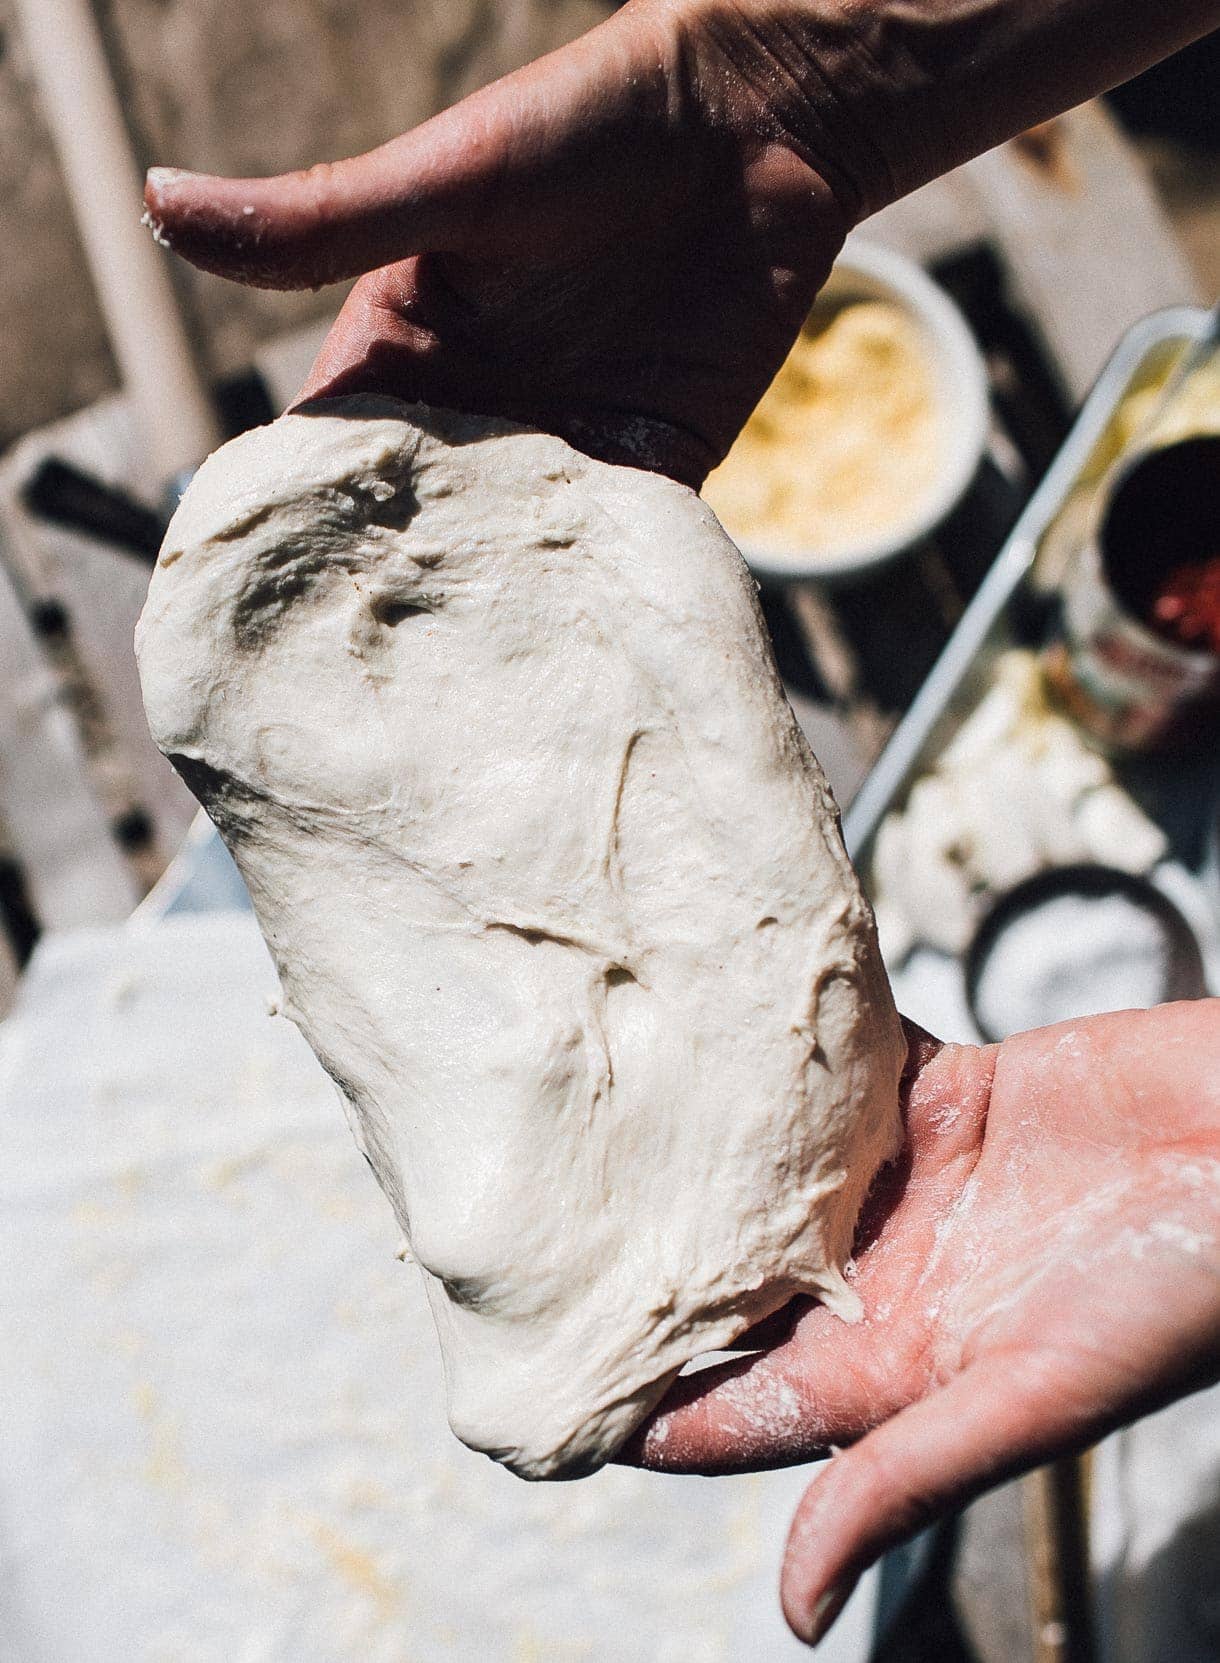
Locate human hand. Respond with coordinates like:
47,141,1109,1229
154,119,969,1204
143,0,1219,487
622,1001,1220,1646
142,0,852,486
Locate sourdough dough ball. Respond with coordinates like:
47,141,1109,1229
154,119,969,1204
136,399,904,1479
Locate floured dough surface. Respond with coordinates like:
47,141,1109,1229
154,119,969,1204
136,398,904,1479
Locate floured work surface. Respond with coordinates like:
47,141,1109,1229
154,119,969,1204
136,399,903,1478
0,916,884,1663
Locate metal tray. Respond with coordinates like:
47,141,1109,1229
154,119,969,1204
842,304,1220,1040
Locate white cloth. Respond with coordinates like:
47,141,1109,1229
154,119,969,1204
0,916,879,1662
1093,1387,1220,1663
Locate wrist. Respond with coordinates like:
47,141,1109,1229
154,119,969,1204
634,0,1220,227
608,0,872,261
629,0,918,224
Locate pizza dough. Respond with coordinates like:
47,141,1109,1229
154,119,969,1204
135,399,904,1479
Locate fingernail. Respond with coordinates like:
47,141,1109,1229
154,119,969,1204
146,166,202,193
807,1579,854,1646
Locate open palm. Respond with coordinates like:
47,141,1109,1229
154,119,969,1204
143,0,849,487
623,1002,1220,1643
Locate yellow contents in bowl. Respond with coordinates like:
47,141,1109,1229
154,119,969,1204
703,299,942,562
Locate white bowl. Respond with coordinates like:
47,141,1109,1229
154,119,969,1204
731,236,991,585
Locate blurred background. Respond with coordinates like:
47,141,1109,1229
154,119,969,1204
0,4,1217,1661
1,0,614,445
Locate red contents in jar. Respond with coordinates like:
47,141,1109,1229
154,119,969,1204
1147,554,1220,655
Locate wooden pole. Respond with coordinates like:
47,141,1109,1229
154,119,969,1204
1025,1456,1097,1663
13,0,222,480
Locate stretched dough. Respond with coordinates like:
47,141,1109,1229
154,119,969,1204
136,399,904,1478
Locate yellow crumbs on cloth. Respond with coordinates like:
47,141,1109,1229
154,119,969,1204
703,300,942,562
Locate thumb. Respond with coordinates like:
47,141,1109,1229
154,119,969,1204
780,1350,1093,1646
143,103,512,291
142,13,662,291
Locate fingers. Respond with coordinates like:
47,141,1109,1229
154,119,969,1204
619,1306,911,1475
622,1353,830,1475
143,109,498,290
779,1349,1093,1646
289,262,720,487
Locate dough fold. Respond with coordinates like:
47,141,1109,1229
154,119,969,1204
136,398,904,1478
